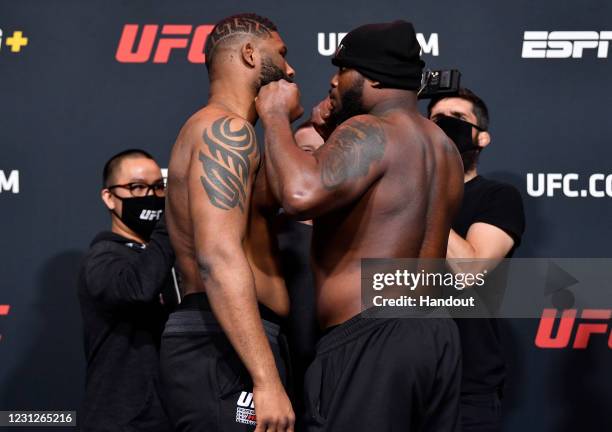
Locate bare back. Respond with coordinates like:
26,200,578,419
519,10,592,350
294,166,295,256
166,106,289,317
312,110,463,327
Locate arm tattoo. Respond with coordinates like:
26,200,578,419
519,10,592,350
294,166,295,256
320,120,386,190
199,116,257,212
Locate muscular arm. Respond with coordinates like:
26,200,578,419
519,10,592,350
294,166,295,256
261,113,387,219
446,224,514,276
188,116,280,386
447,224,514,260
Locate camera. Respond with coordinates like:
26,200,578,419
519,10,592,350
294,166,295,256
417,69,461,100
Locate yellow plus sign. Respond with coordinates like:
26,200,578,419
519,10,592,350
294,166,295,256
6,31,28,53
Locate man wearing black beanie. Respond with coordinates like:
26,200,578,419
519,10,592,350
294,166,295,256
256,21,464,431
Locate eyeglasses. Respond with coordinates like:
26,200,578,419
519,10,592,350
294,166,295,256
107,181,166,197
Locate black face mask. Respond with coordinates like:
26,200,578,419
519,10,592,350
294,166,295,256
433,115,480,154
112,195,165,241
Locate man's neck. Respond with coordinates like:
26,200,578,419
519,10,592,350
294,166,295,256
369,92,418,116
464,168,478,183
209,80,257,124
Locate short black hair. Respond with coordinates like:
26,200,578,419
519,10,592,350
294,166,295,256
427,87,490,130
102,149,154,188
204,13,278,72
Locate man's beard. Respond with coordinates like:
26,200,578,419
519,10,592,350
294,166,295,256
255,56,291,91
461,148,480,173
328,76,366,127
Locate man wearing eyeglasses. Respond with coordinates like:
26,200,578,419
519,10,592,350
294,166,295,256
78,148,176,432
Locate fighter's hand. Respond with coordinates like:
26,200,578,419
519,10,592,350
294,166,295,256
253,379,295,432
310,96,335,140
256,79,304,123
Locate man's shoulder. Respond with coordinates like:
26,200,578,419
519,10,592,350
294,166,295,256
86,232,136,259
331,115,386,147
191,107,253,131
179,107,255,146
476,176,523,201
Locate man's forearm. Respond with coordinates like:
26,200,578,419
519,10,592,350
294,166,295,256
203,258,280,385
447,229,476,259
261,113,320,207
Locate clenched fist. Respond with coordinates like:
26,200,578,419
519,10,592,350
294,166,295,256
310,96,336,141
256,79,304,123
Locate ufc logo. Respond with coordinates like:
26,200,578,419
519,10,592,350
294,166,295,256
0,170,19,194
139,210,163,221
522,31,612,58
116,24,214,63
237,392,255,408
535,308,612,349
0,305,10,342
317,32,439,57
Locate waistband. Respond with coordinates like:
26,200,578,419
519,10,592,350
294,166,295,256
179,292,284,326
316,312,390,355
165,293,281,339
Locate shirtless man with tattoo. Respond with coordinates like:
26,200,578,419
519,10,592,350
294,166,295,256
159,14,300,432
256,21,464,431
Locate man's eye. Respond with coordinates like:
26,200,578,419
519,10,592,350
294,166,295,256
130,184,148,191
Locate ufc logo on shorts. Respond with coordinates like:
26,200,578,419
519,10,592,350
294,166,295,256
236,392,256,426
237,391,255,409
535,308,612,349
139,210,163,221
522,31,612,58
116,24,214,63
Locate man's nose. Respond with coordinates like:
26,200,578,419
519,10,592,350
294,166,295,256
330,72,339,88
286,62,296,79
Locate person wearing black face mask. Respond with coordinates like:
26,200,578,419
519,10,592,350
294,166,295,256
428,89,526,432
77,148,176,432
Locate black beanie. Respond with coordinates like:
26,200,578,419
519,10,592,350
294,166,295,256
332,20,425,91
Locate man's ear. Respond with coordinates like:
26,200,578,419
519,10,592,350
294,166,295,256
369,79,383,89
477,131,491,149
101,189,115,211
241,41,256,68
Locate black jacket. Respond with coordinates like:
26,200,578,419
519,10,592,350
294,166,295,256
78,220,175,432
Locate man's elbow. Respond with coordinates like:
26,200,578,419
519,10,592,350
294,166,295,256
195,244,243,284
281,189,319,220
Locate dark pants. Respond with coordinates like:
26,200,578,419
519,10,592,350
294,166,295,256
460,393,502,432
303,314,462,431
159,294,289,432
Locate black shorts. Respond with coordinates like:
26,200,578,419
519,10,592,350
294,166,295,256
159,293,290,432
303,314,461,431
460,392,502,432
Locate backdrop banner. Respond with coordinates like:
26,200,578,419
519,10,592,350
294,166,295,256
1,1,611,431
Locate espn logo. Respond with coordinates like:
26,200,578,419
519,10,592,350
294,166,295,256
535,308,612,349
522,31,612,58
116,24,214,63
